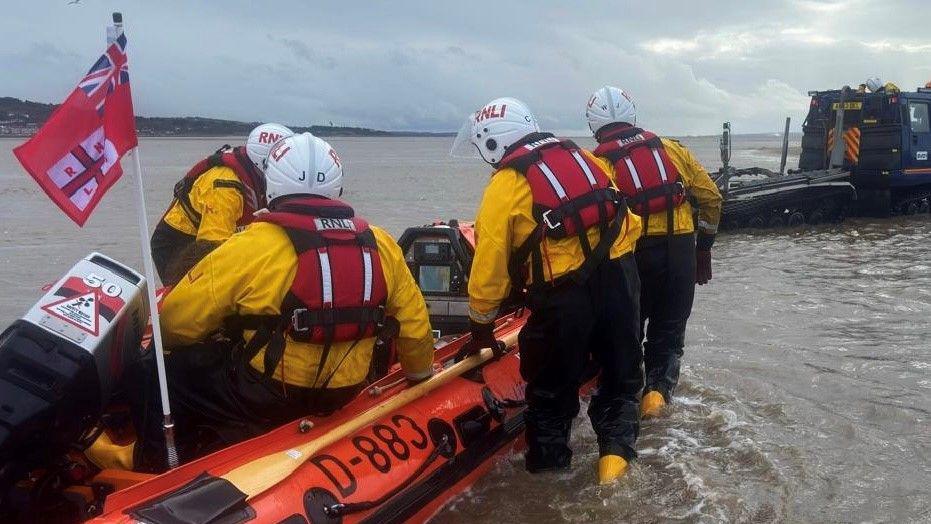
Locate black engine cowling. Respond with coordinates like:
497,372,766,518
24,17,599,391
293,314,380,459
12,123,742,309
0,253,146,498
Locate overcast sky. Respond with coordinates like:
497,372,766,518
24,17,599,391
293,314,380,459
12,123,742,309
3,0,930,135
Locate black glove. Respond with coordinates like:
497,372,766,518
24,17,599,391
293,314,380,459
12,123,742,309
695,232,715,286
696,250,712,285
456,320,505,362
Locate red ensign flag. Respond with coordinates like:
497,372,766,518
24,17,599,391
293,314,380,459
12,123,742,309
13,30,137,226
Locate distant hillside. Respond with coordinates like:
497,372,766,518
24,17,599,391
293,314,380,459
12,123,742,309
0,97,451,138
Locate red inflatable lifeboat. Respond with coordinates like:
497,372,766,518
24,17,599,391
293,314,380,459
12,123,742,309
0,221,533,524
95,314,525,524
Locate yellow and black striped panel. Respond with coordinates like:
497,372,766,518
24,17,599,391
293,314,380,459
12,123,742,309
826,127,861,164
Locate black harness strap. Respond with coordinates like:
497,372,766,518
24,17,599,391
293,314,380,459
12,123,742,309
290,306,388,332
510,225,542,292
263,325,289,382
566,203,625,284
233,314,287,382
213,179,245,192
173,177,203,226
571,202,593,259
531,188,620,238
625,183,685,206
309,327,336,387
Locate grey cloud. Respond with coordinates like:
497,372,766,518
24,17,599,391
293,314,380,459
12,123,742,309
275,36,337,70
2,0,930,135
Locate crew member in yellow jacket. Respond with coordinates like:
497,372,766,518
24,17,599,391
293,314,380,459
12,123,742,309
132,133,434,471
587,85,722,418
452,97,642,484
150,123,294,285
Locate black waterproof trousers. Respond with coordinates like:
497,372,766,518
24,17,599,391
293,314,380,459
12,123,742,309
126,341,360,472
517,253,642,471
635,233,696,400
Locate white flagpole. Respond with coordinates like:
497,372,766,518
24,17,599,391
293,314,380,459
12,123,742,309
111,12,179,469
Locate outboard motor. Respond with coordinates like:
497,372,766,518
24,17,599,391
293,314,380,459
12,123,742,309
0,253,146,496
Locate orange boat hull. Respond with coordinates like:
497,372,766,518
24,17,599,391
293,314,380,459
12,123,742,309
91,314,528,524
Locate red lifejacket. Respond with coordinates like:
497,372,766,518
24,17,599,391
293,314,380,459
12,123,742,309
241,197,389,382
173,145,266,229
498,134,625,288
593,127,685,217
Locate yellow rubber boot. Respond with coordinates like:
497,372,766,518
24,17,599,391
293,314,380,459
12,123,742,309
598,455,629,485
85,431,135,471
640,390,667,419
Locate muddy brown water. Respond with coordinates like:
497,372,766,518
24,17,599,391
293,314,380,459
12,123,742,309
1,136,928,523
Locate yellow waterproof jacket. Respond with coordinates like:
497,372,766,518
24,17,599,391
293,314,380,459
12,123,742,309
468,150,642,323
599,138,722,237
162,166,245,243
160,221,435,388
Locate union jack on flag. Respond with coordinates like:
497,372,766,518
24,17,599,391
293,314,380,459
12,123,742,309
13,22,137,226
78,32,129,116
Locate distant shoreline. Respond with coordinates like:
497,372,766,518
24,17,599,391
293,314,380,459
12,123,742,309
0,96,454,139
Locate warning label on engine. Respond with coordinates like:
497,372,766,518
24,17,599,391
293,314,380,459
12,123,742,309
42,291,100,336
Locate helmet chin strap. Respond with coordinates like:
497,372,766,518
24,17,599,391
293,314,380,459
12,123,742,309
474,143,495,166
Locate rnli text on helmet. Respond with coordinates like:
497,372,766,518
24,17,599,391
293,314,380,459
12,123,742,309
474,104,507,122
258,131,284,145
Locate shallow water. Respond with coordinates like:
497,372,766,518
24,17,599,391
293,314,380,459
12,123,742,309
1,136,928,523
436,218,931,523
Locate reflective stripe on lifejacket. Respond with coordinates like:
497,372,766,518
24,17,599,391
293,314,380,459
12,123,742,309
624,157,643,190
653,149,669,182
571,150,598,186
593,127,686,217
498,134,625,289
318,249,334,305
536,161,569,200
363,250,374,302
174,145,266,229
236,197,389,382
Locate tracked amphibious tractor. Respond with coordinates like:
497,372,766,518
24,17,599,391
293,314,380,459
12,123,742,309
715,83,931,228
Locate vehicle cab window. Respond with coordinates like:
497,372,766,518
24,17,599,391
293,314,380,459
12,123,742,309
909,101,930,133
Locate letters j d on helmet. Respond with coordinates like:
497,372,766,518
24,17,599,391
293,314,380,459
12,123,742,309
264,132,343,203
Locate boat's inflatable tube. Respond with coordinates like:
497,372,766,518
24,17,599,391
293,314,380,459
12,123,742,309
91,314,528,524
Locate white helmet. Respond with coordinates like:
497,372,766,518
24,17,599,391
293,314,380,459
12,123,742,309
264,132,343,203
450,97,539,165
585,85,637,135
246,123,294,171
865,77,884,92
